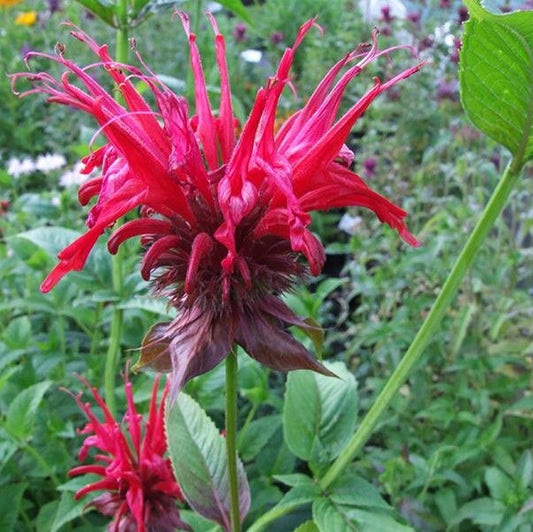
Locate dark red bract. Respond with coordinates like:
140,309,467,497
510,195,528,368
13,16,423,396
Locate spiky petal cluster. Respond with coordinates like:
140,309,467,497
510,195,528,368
13,16,422,396
68,374,190,532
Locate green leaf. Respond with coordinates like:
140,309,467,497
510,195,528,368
237,414,281,461
4,381,52,440
313,498,360,532
9,227,111,289
165,393,250,529
73,0,116,26
434,488,457,526
313,498,413,532
49,492,86,532
460,2,533,164
179,510,223,532
0,482,27,531
273,473,315,488
283,361,358,465
118,295,175,317
451,497,506,526
328,469,391,510
294,521,320,532
276,484,321,511
293,317,325,360
0,439,18,476
215,0,252,25
2,316,31,349
517,451,533,489
485,467,514,501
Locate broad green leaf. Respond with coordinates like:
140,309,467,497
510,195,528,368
485,467,514,501
283,361,358,465
118,296,175,318
460,2,533,164
214,0,252,24
293,317,325,360
74,0,116,26
5,381,52,440
0,439,18,475
179,510,223,532
0,482,27,531
434,488,457,526
165,393,250,529
2,316,31,349
255,430,296,477
35,501,59,532
509,394,533,411
451,497,506,526
517,451,533,489
10,227,111,288
276,484,321,511
273,473,315,488
313,498,413,532
237,414,281,461
49,492,86,532
294,522,320,532
328,469,391,510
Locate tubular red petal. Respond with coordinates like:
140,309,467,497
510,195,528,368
108,219,173,254
185,232,213,293
140,235,182,280
78,176,103,205
74,478,119,499
292,81,383,185
178,12,219,170
124,379,141,457
207,12,236,162
68,465,107,477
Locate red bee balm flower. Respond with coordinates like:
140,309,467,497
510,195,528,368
68,374,191,532
13,16,422,397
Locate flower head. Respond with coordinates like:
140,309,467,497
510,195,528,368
13,16,423,397
68,374,190,532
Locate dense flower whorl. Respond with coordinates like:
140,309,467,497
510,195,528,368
68,374,190,532
13,15,423,395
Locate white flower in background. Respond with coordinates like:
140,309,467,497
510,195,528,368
240,49,263,63
359,0,407,22
59,161,89,188
7,156,36,179
35,153,66,172
338,213,363,236
205,1,223,12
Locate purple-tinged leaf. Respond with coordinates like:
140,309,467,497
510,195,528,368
165,393,250,531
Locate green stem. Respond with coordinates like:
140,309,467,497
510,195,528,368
319,159,521,491
248,502,301,532
104,10,129,415
104,255,124,416
116,0,129,64
226,351,241,532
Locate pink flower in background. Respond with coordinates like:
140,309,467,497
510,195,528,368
68,374,190,532
13,16,422,397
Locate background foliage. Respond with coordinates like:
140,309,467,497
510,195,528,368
1,0,532,530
